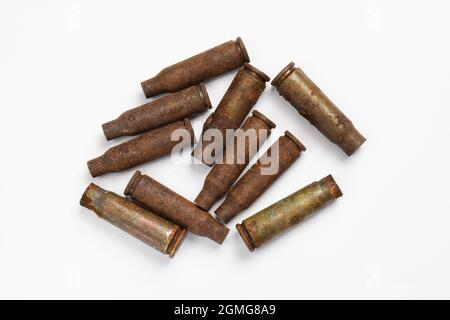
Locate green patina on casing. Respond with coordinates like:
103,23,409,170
237,175,342,251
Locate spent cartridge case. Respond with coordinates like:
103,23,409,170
141,37,250,98
236,175,342,251
195,110,275,211
192,63,270,165
87,119,194,177
125,170,229,244
216,131,306,224
80,183,186,258
102,84,211,140
272,62,366,156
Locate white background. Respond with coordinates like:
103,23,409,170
1,0,449,299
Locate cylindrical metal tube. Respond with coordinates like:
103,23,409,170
272,62,366,156
236,175,342,251
87,119,194,177
216,131,306,224
102,84,211,140
124,170,229,244
80,183,186,258
192,64,270,166
141,37,250,98
194,110,275,211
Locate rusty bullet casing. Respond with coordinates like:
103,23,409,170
102,84,211,140
141,37,250,98
124,170,229,244
87,119,194,177
236,175,342,251
215,131,306,224
194,110,276,211
272,62,366,156
80,183,186,258
192,64,270,165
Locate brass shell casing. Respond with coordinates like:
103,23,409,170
236,175,342,251
80,183,186,258
194,110,276,211
272,62,366,156
125,171,230,245
192,64,270,165
141,37,250,98
216,131,306,224
87,119,194,177
102,84,211,140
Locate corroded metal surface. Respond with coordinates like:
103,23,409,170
194,110,275,211
192,64,270,166
80,183,186,258
124,170,229,244
102,84,211,140
87,119,194,177
236,175,342,251
272,62,366,156
216,131,306,224
141,37,250,98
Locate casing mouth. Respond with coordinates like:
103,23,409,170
141,78,163,99
341,130,366,156
87,157,105,178
207,222,230,245
80,183,106,218
319,174,343,199
102,120,120,141
194,189,215,212
215,201,241,225
80,183,97,209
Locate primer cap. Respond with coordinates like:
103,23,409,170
252,110,276,129
284,131,306,152
243,63,270,83
124,170,143,196
197,83,212,109
235,37,250,63
271,62,296,87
